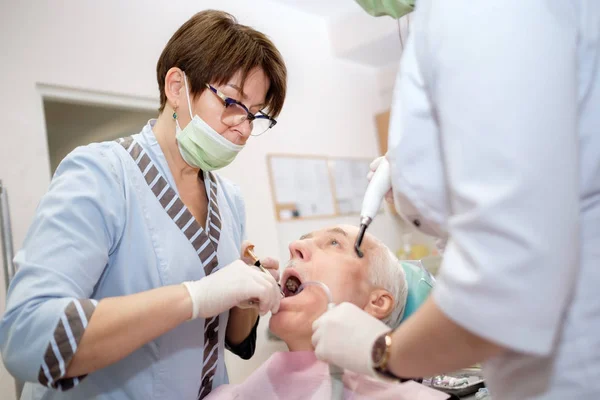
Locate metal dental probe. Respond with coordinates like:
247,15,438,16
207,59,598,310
244,244,284,296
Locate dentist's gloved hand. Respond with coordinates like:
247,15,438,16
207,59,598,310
367,156,394,205
312,302,391,377
183,259,281,320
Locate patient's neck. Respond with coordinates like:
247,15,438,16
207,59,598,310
284,336,314,352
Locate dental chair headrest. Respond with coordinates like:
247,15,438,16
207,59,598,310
400,261,435,323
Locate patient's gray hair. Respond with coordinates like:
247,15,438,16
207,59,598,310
367,238,408,329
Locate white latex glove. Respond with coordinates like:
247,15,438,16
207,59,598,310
435,237,448,253
183,259,281,319
367,156,394,204
312,302,391,377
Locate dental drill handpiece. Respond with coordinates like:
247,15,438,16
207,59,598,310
354,157,392,257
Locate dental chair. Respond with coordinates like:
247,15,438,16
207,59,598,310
399,260,465,400
391,260,436,387
400,259,436,323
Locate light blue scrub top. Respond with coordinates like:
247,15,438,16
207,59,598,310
0,121,248,399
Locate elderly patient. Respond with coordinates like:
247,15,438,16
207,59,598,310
208,225,449,400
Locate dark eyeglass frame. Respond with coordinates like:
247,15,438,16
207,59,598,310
205,84,277,135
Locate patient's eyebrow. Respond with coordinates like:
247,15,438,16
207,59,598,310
326,228,348,237
299,228,348,241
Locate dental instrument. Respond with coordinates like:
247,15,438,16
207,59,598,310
245,245,270,274
354,157,391,257
243,244,284,307
297,281,343,400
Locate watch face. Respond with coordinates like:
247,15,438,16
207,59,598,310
371,334,387,367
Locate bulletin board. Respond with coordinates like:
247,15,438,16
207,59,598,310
328,158,372,215
267,154,379,221
268,155,337,221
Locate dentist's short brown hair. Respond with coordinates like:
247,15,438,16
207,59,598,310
156,10,287,117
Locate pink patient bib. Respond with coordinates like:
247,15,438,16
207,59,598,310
208,352,449,399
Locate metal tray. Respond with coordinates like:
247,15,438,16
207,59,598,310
424,369,486,397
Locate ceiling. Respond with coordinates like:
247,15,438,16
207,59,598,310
274,0,360,19
274,0,409,69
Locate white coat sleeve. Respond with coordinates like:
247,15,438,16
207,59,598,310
0,144,126,389
426,1,579,356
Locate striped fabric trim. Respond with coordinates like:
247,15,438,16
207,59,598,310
197,315,220,400
117,137,223,398
206,180,222,248
37,299,97,390
116,137,221,275
197,173,222,399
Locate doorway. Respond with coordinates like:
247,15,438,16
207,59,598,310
43,100,156,173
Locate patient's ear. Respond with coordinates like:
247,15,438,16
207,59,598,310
363,289,394,322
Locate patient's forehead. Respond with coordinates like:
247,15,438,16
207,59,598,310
299,225,376,246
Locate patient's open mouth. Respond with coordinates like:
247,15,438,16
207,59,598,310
283,276,302,297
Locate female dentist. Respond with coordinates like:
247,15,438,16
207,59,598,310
312,1,600,399
0,10,285,400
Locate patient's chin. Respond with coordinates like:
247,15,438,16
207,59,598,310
269,310,310,344
269,293,322,343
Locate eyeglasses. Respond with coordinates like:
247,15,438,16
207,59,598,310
205,84,277,137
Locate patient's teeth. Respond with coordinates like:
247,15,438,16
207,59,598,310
285,277,301,295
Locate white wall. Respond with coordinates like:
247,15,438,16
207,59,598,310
378,63,401,110
0,1,404,397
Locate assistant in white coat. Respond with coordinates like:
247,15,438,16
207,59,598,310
313,1,600,399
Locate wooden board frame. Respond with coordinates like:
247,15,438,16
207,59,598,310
267,153,380,222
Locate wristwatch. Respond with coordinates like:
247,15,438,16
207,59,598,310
371,330,411,382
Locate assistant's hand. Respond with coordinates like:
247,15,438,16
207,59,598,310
183,259,281,320
312,302,391,377
367,156,394,204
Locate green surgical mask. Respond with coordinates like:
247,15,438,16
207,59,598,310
354,0,414,19
175,73,244,171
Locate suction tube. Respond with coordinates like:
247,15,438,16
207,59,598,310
328,301,344,400
298,281,343,400
297,281,333,304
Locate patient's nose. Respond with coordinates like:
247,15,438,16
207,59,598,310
289,240,311,261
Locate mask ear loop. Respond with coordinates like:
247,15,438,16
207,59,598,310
182,71,194,120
